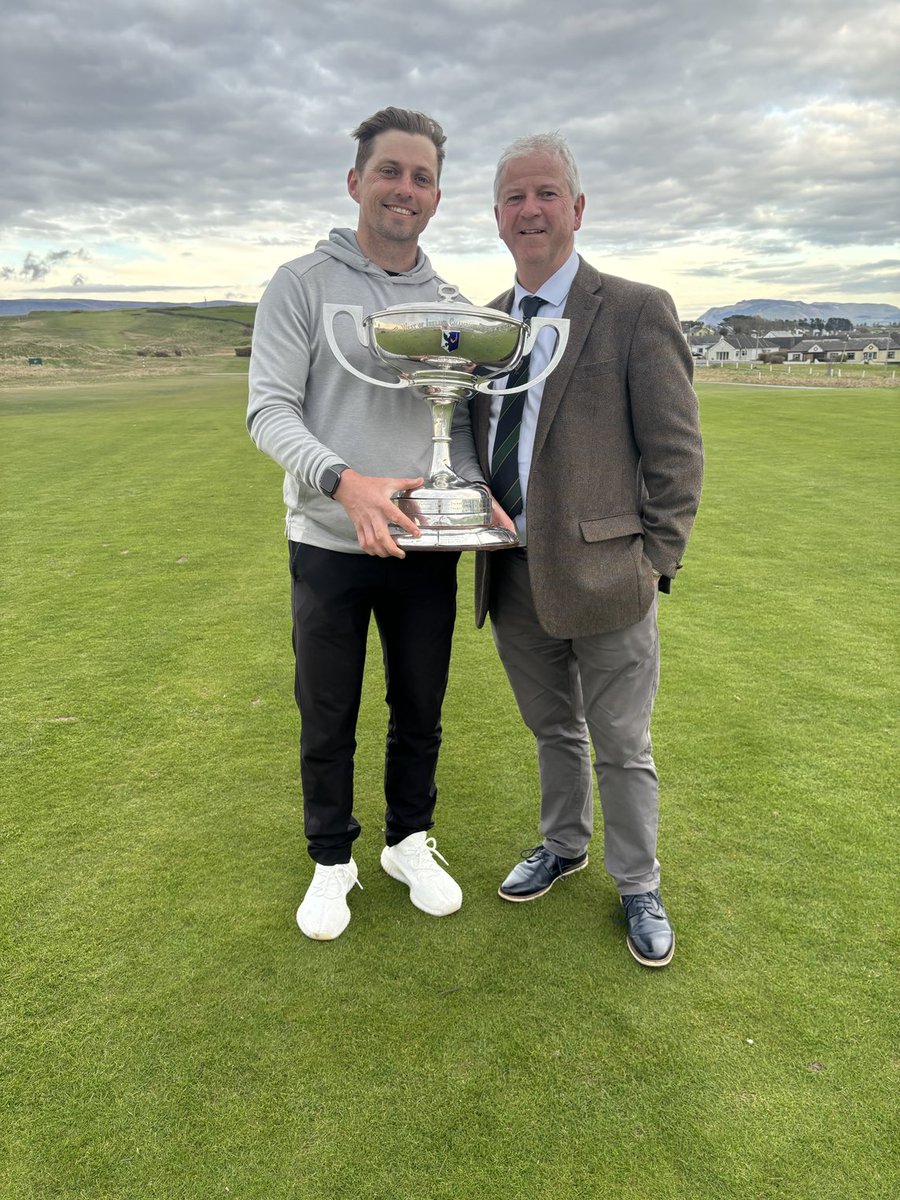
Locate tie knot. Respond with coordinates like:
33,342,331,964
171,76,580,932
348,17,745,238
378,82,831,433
519,294,544,320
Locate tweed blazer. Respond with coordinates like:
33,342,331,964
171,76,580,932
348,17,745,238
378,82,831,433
473,256,703,638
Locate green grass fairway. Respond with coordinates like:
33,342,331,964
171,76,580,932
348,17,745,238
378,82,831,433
2,377,897,1199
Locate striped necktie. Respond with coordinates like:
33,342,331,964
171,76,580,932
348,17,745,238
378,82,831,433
490,294,545,519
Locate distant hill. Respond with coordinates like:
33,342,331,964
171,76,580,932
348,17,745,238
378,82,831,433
0,304,256,384
696,299,900,326
0,298,248,318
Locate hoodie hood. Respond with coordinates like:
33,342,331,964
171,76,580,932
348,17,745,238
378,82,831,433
315,228,439,286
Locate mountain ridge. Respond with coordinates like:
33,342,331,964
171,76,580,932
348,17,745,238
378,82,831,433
695,298,900,325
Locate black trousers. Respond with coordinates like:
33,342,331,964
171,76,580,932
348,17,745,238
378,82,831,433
288,542,459,865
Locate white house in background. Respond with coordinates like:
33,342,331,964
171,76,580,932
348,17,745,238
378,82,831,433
786,337,899,363
786,339,845,362
854,336,900,363
705,334,775,363
764,334,803,352
686,336,716,359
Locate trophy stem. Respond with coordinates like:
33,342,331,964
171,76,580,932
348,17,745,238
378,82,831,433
427,397,460,487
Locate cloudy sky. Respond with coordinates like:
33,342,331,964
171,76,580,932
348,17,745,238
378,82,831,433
2,0,898,318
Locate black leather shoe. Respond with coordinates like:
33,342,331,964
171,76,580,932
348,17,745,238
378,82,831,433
498,845,588,902
622,890,675,967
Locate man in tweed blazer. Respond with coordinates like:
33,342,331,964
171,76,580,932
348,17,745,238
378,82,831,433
471,133,703,966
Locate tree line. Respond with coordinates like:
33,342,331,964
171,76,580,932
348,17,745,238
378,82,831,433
683,315,891,338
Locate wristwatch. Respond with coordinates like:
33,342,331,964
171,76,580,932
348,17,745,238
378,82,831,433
320,463,349,498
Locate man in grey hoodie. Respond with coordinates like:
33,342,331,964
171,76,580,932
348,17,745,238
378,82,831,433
247,107,468,941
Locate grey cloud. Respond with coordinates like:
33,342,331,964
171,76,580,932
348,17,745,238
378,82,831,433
1,0,898,297
9,249,90,281
678,256,900,304
22,253,52,281
734,258,900,297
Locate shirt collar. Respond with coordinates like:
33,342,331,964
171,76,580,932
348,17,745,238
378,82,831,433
513,250,579,312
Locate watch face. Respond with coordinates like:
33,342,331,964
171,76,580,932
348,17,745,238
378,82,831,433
322,466,344,496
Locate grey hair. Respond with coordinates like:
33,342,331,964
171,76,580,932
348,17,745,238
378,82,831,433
493,132,582,204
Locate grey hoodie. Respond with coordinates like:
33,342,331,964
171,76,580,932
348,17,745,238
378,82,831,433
247,228,478,552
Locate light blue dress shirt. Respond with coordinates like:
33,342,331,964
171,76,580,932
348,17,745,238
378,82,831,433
487,250,580,545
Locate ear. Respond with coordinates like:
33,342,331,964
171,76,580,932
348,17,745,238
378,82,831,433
494,205,501,233
573,193,585,231
432,188,442,216
347,168,360,205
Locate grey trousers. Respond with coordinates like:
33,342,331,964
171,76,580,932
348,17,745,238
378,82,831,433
490,549,661,895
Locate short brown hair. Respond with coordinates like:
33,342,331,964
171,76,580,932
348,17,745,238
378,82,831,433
352,107,446,181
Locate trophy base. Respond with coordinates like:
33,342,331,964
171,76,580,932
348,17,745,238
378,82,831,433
391,480,518,552
392,525,519,551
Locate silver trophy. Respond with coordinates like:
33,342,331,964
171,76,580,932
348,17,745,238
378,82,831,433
323,285,569,550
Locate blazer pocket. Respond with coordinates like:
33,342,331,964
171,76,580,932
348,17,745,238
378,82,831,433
571,359,617,380
580,513,644,542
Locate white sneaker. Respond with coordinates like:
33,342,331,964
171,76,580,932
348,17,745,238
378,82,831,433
380,832,462,916
296,859,361,940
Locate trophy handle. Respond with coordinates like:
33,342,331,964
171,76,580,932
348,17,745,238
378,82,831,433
477,317,570,396
322,303,408,389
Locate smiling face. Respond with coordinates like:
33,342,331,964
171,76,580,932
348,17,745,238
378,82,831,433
494,151,585,291
348,129,441,270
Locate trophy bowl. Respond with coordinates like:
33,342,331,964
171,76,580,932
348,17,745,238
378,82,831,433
367,302,524,381
323,290,569,550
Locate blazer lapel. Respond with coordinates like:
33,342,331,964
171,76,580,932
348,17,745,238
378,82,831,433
531,261,603,466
